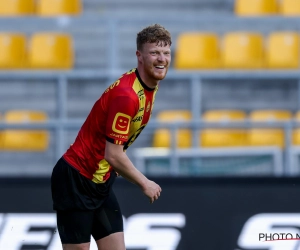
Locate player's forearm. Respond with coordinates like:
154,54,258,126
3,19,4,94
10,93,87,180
106,152,148,190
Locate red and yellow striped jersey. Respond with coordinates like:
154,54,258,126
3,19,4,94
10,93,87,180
63,68,158,183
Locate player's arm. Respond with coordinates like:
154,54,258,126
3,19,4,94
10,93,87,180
105,141,161,203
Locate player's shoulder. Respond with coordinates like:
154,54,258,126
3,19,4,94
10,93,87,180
108,69,138,98
115,69,139,94
118,68,137,85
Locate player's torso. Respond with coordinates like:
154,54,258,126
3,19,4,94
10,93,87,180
63,68,158,183
122,69,158,150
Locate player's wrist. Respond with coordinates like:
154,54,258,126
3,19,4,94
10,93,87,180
138,177,149,191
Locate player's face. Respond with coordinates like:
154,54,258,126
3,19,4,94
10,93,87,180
137,42,171,87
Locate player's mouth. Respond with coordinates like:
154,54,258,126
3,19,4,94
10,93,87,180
155,65,166,69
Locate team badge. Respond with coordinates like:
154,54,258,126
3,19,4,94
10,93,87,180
112,112,131,134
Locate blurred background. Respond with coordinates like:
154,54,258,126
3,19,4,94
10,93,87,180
1,0,300,249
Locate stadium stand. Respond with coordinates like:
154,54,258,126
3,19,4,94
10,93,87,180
293,111,300,145
1,110,49,151
0,0,300,175
36,0,82,16
200,110,247,147
222,32,265,69
234,0,278,16
0,0,35,16
0,33,27,68
153,110,192,148
0,113,2,149
280,0,300,16
247,109,292,148
266,31,300,69
28,33,74,69
174,32,220,69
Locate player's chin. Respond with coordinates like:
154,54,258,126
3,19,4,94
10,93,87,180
154,71,167,80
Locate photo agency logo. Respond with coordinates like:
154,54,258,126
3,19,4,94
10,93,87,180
238,213,300,250
259,233,300,242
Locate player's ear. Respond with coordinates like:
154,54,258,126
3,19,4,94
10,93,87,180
136,50,142,63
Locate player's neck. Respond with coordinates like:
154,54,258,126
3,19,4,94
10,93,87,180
136,67,159,89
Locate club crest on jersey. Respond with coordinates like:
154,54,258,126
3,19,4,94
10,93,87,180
146,102,151,112
112,112,131,134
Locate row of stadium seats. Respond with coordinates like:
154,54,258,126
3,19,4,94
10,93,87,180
1,0,298,17
153,109,300,148
235,0,300,16
0,110,49,151
175,31,299,69
0,33,73,69
0,0,81,16
3,109,300,151
2,30,297,70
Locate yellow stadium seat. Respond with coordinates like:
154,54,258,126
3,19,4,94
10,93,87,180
0,113,3,149
0,33,27,69
153,110,192,148
248,110,292,148
28,33,74,69
200,110,247,147
222,32,264,69
0,0,35,16
292,111,300,145
266,32,300,69
235,0,278,16
2,110,49,151
36,0,82,16
280,0,300,16
174,33,220,69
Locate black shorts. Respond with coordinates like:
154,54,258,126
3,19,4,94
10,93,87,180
56,191,123,244
51,157,117,211
51,158,123,244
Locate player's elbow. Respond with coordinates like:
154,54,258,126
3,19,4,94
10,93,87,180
104,150,117,166
104,149,123,168
105,140,125,169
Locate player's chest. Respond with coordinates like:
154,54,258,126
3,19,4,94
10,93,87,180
131,92,155,128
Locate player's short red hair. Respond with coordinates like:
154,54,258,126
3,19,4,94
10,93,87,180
136,24,172,50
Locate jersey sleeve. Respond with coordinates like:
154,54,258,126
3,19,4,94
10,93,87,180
106,95,138,145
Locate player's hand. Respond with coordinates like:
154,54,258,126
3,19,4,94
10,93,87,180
142,180,162,204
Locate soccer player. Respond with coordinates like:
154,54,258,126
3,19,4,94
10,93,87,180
51,24,172,250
